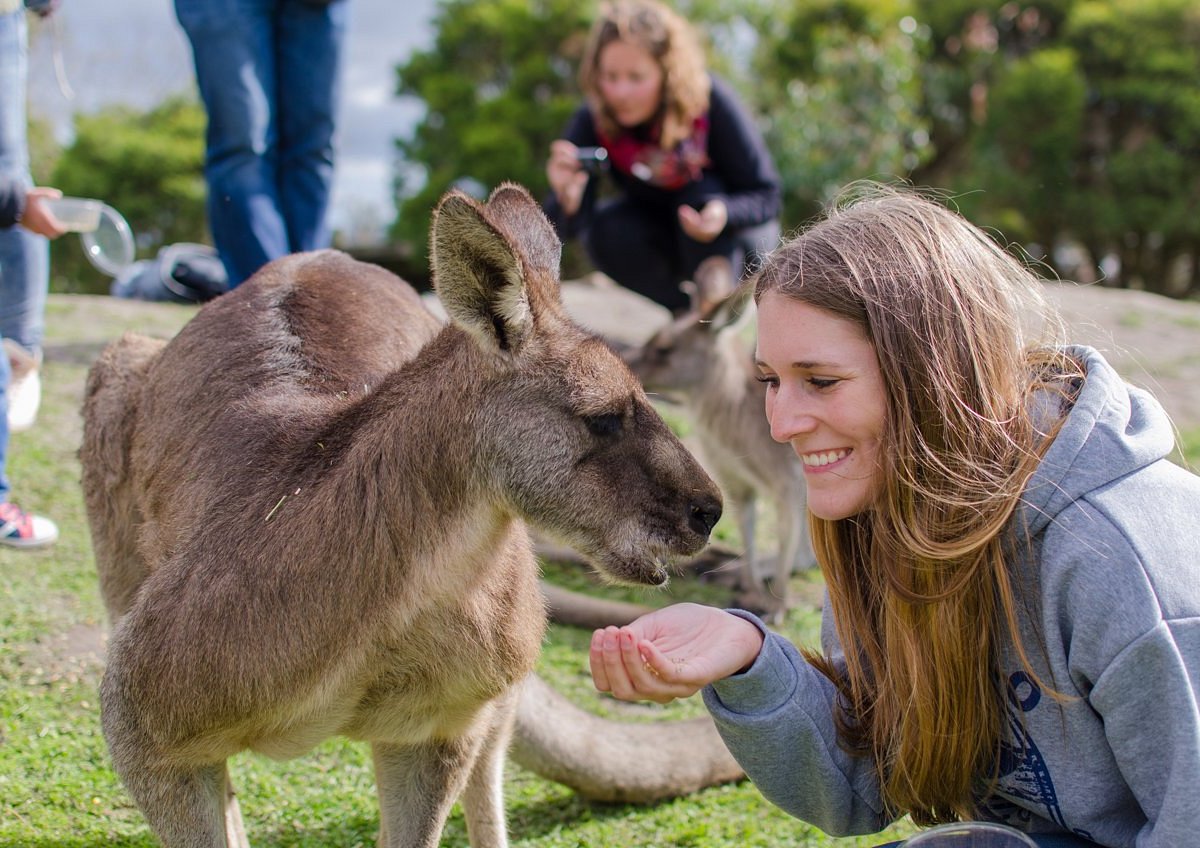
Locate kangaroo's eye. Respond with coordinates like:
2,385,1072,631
584,413,623,437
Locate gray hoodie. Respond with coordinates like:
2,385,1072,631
704,346,1200,847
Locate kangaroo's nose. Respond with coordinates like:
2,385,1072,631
688,496,722,537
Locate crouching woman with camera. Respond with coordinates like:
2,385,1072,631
544,0,781,313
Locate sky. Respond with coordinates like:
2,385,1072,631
26,0,438,242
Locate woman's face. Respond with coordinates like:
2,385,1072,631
596,40,665,128
755,291,888,521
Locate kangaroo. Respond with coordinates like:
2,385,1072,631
625,257,813,622
80,183,724,848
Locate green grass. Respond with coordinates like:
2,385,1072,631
0,294,916,846
1177,426,1200,468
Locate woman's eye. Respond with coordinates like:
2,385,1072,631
809,377,839,390
585,413,623,437
754,375,778,389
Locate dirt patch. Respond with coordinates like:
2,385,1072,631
1042,282,1200,430
25,619,107,682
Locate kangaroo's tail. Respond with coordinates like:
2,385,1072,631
80,332,167,622
510,673,744,803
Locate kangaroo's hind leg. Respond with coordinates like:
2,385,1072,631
112,755,232,848
100,670,236,847
372,731,483,848
460,693,519,848
224,766,250,848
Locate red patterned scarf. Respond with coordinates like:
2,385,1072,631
596,113,710,190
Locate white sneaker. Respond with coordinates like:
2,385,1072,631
0,501,58,548
4,339,41,433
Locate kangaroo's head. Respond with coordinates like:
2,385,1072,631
626,256,757,399
430,183,722,586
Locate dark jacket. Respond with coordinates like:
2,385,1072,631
547,74,781,238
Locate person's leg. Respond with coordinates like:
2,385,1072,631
677,217,781,288
275,0,347,253
0,7,48,355
0,329,11,503
0,324,55,547
174,0,287,287
584,197,687,311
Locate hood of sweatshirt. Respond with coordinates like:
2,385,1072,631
1018,345,1177,537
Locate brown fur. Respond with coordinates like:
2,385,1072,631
626,257,813,622
80,184,722,848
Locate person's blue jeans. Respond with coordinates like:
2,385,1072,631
173,0,348,287
0,5,42,503
0,6,49,356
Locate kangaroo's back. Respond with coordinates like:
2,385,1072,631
82,251,442,621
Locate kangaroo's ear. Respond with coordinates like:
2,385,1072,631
482,183,562,281
431,189,533,354
708,277,757,334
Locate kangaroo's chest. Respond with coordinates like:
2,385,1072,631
346,589,545,742
245,565,546,759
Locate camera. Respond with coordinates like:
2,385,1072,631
576,146,609,173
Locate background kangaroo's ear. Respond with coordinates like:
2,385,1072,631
680,257,755,334
431,189,533,354
708,277,757,334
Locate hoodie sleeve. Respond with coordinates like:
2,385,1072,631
1091,615,1200,846
702,610,893,836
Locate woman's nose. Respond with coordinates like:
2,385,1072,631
768,390,817,444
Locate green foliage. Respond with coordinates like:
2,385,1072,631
26,116,61,186
391,0,597,269
950,47,1087,247
48,97,208,295
1058,0,1200,295
750,0,933,223
912,0,1200,296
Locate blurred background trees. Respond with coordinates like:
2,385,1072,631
33,97,206,294
29,0,1200,298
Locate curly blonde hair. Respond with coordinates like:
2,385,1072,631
579,0,711,150
755,183,1080,824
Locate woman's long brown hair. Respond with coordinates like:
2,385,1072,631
755,183,1080,824
579,0,710,150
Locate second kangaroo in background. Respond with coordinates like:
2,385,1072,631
627,257,814,621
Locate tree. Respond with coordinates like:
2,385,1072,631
1062,0,1200,295
390,0,596,276
747,0,934,224
49,97,207,294
915,0,1200,296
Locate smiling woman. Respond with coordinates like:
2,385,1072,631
589,181,1200,848
543,0,781,313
